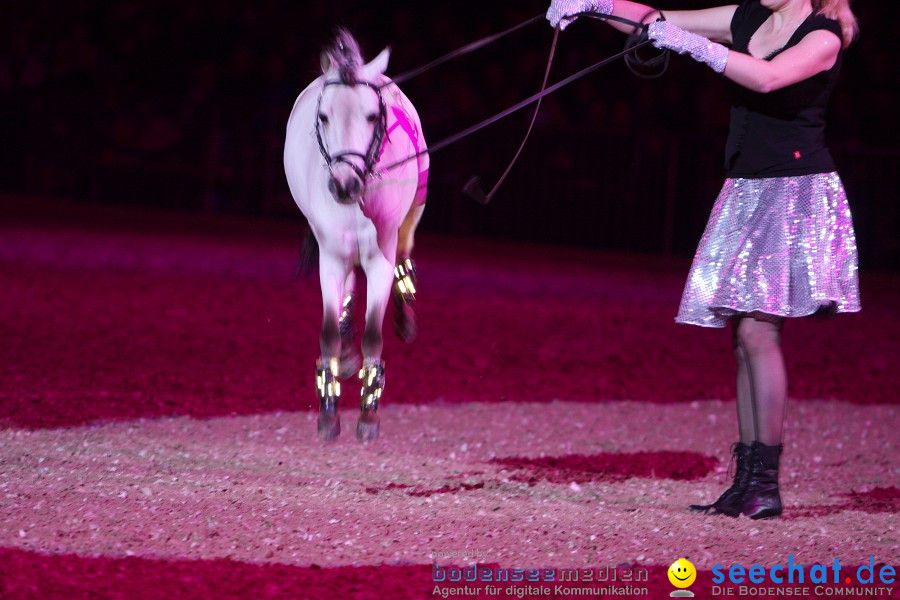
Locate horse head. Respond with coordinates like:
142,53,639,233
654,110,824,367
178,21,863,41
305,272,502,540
316,30,390,204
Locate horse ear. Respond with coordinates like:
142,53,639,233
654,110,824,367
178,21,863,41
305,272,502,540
320,51,336,75
364,47,391,79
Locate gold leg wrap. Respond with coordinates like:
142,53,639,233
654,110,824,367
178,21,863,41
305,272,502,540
393,258,417,305
315,357,341,441
356,359,385,442
358,359,385,411
392,258,418,343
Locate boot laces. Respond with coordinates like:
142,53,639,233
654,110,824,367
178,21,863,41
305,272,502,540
726,442,741,480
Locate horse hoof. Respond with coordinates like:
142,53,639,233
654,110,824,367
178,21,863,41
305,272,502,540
317,412,341,442
356,410,380,442
393,303,417,343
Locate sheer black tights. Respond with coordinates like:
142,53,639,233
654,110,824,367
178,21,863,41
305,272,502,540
731,313,787,446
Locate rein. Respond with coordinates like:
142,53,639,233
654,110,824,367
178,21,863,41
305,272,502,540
373,38,655,181
385,12,660,88
466,11,667,204
386,14,546,88
323,11,666,203
465,27,560,205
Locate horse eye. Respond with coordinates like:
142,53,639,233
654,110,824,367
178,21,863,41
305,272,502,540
366,113,378,123
318,113,329,125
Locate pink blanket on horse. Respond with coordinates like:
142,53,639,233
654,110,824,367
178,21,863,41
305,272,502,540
383,103,429,207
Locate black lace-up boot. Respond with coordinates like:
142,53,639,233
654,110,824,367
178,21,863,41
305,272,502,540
741,441,783,520
689,442,752,516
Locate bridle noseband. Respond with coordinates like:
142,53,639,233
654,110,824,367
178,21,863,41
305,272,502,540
314,80,388,183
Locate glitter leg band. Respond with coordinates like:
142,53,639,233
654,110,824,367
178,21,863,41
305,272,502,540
316,357,341,441
393,258,417,305
356,358,385,442
393,258,418,343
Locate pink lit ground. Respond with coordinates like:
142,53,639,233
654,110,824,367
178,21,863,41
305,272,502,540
0,197,897,599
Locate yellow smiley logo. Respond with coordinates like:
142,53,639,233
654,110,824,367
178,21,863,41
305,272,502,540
668,558,697,589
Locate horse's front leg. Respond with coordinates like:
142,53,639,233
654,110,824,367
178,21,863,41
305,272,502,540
316,253,350,442
356,247,395,442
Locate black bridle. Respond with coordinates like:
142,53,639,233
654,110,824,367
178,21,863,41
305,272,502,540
314,79,389,182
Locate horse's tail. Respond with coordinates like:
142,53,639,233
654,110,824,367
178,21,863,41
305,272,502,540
297,229,319,277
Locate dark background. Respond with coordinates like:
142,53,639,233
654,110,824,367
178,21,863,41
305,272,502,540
2,0,897,269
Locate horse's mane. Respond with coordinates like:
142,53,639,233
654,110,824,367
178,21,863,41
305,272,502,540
328,28,362,85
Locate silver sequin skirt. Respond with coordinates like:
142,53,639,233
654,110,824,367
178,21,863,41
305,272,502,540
676,172,860,328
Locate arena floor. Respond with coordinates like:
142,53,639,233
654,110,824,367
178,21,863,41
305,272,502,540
1,196,896,599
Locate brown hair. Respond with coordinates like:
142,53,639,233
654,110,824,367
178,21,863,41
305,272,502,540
812,0,859,47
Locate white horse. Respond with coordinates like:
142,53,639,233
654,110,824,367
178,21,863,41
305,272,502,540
284,30,428,442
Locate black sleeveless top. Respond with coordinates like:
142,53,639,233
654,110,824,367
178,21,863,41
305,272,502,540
724,0,844,178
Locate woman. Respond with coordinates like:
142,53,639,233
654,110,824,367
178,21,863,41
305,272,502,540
546,0,860,519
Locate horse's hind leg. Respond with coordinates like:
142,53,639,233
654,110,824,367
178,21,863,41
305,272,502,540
397,200,425,259
393,203,425,343
338,270,362,379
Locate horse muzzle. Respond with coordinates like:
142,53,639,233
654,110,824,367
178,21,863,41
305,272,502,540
327,170,364,205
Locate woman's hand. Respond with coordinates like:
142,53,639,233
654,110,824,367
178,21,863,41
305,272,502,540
546,0,614,30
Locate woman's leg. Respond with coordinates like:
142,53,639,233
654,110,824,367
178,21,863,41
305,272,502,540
691,314,786,516
731,316,757,445
736,314,787,445
735,313,786,519
689,317,758,514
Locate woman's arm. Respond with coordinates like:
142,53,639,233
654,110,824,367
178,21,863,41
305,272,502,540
547,0,738,44
548,1,841,93
648,21,841,91
723,30,841,92
609,1,738,44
